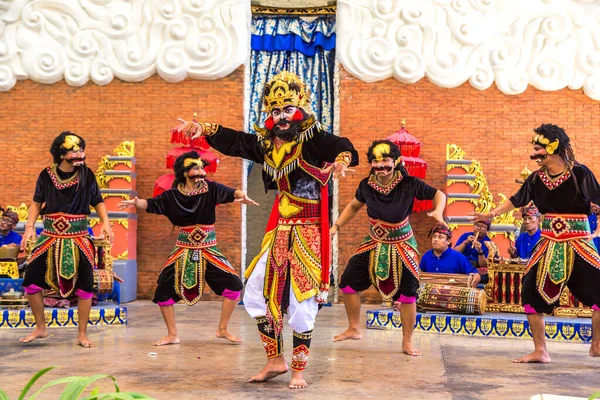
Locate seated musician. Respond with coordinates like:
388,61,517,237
0,210,22,247
588,203,600,251
420,223,481,288
454,219,493,283
508,204,541,259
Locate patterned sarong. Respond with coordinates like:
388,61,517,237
246,191,326,335
162,224,236,305
354,217,420,301
527,213,600,303
28,213,95,298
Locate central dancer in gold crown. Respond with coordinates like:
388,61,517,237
182,71,358,389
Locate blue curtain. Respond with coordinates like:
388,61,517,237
246,16,336,139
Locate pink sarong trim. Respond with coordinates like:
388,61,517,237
23,284,43,295
398,295,416,304
340,286,357,294
523,304,537,314
75,289,93,299
157,299,176,307
222,289,241,301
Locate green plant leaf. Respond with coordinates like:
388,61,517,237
91,386,100,396
18,366,55,400
29,377,81,400
0,388,10,400
98,394,135,400
589,391,600,400
96,394,156,400
59,375,118,400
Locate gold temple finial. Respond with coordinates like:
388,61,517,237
515,166,532,185
193,112,198,119
401,119,406,128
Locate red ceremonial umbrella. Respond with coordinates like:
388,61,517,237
401,156,428,179
165,147,220,173
386,120,423,158
387,120,431,212
153,174,175,197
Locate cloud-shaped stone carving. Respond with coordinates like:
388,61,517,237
338,0,600,100
0,0,249,91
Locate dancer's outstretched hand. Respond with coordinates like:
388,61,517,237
329,224,340,237
468,211,494,223
322,162,354,179
427,209,448,228
20,227,36,252
117,197,140,210
101,224,114,246
173,116,205,140
235,192,259,206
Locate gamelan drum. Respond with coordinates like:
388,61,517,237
417,282,487,315
419,272,469,287
93,269,113,294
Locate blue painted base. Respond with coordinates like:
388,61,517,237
0,302,127,329
113,260,137,303
0,278,23,293
366,309,592,343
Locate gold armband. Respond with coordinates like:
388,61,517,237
198,122,220,136
335,151,352,167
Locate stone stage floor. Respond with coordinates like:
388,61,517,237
0,301,598,400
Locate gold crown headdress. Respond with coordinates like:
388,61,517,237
62,135,82,151
262,71,310,113
532,133,559,155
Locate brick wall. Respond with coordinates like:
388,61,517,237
0,71,246,300
3,67,599,303
337,66,600,303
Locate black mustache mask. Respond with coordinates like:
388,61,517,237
530,154,547,161
272,119,300,141
65,156,86,164
373,166,393,172
187,173,206,180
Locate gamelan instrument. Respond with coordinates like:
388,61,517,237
417,282,487,315
419,272,470,287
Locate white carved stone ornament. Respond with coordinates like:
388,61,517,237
337,0,600,100
0,0,250,91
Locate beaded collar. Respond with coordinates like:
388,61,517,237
47,164,79,190
368,171,403,195
177,181,208,196
538,168,571,190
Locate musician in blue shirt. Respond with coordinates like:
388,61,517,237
0,210,22,247
508,204,541,259
589,203,600,251
454,220,492,268
420,223,481,287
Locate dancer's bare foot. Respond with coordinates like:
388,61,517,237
77,333,95,348
402,342,421,356
248,357,289,383
333,328,362,342
19,328,48,343
589,343,600,357
513,350,551,363
289,370,308,389
216,328,242,343
153,334,180,346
